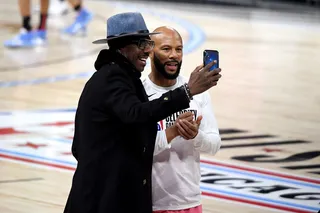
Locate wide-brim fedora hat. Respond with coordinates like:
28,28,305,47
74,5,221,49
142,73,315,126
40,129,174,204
92,12,160,44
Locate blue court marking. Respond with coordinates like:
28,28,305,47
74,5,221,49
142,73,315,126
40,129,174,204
201,163,320,189
0,148,77,166
0,3,205,88
0,108,77,116
50,137,73,144
0,112,12,115
200,186,319,212
0,71,94,88
33,108,77,113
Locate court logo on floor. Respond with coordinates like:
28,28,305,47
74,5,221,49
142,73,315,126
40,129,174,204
0,109,319,213
200,158,319,213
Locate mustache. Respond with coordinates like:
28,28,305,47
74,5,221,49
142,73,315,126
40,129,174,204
164,60,180,65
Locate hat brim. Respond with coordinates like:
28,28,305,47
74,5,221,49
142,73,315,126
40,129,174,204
92,32,161,44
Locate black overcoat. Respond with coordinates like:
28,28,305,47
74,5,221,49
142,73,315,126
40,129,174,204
63,49,190,213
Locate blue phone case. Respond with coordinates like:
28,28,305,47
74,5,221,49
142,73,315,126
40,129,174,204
204,50,219,71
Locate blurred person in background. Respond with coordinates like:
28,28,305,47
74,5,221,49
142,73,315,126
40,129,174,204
61,0,93,35
4,0,92,48
143,26,222,213
4,0,49,48
38,0,92,35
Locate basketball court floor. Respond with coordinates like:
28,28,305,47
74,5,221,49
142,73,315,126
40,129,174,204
0,0,319,212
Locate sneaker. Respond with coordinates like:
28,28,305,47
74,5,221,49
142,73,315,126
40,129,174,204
62,8,93,36
4,28,47,48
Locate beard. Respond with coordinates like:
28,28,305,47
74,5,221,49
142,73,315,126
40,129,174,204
153,53,182,80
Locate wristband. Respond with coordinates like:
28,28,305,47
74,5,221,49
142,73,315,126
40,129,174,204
182,83,193,101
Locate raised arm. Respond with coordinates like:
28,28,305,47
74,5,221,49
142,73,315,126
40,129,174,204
104,67,190,124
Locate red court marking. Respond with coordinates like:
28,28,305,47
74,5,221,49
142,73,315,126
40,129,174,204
17,142,47,149
42,121,74,126
262,148,283,152
60,152,72,155
0,153,75,171
0,127,27,135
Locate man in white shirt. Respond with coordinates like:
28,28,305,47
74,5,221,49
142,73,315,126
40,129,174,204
142,26,222,213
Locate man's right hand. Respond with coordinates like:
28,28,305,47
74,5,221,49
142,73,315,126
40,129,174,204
187,60,222,96
165,112,194,143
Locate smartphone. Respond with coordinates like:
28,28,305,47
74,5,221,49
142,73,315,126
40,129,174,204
203,50,219,71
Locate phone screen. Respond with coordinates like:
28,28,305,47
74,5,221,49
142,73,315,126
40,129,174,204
204,50,219,71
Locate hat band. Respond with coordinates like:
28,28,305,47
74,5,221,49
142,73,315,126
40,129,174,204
106,30,150,39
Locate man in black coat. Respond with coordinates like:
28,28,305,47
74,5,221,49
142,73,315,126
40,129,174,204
63,12,222,213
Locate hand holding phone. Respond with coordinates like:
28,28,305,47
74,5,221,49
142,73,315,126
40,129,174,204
186,50,222,96
203,50,219,71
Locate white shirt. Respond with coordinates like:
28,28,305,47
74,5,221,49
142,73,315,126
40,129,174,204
142,75,221,211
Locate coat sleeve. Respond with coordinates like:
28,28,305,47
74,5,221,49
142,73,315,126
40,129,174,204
103,67,190,124
192,92,221,155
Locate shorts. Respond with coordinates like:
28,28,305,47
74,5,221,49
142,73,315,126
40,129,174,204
153,205,202,213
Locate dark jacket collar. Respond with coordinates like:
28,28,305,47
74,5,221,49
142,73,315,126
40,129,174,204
94,49,141,78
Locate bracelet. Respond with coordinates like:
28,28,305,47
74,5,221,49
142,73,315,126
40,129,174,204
182,83,193,101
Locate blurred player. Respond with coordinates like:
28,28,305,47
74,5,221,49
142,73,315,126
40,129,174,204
4,0,49,48
4,0,93,48
62,0,93,36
